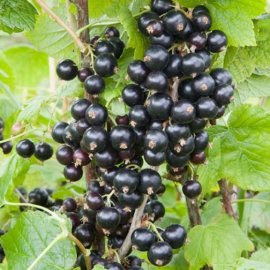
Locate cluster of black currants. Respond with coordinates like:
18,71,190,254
0,117,13,155
0,230,5,264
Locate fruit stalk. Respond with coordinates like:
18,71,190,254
185,198,202,227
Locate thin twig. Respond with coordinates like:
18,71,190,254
185,198,202,227
170,77,180,102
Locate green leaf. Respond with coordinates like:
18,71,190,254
198,105,270,193
1,211,76,270
110,98,127,116
93,265,106,270
236,248,270,270
0,51,14,89
0,154,30,206
26,6,77,60
224,19,270,84
184,214,253,270
118,7,149,59
0,0,37,33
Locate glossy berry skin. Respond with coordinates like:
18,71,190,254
214,84,234,106
192,5,210,16
166,150,189,167
74,224,94,247
196,97,218,119
96,207,121,232
138,12,159,35
144,149,165,166
146,93,173,121
71,99,91,120
145,200,165,221
63,198,77,212
113,168,139,193
138,168,162,195
178,79,197,101
116,115,129,125
210,68,233,86
146,20,164,37
196,50,212,70
194,131,209,153
191,151,206,164
149,121,163,130
178,19,194,40
78,67,93,82
189,32,207,49
129,105,150,127
63,123,82,148
150,32,174,49
193,12,212,31
105,26,120,38
64,165,83,181
144,130,168,153
56,145,73,165
82,126,108,153
75,118,90,135
162,224,187,249
192,73,215,97
94,53,117,77
105,262,124,270
165,124,191,144
28,188,49,206
182,180,202,198
85,103,108,126
88,180,105,194
108,235,125,249
145,71,169,92
148,242,173,266
151,0,173,15
163,10,188,36
189,118,208,133
56,59,78,81
110,125,136,150
73,149,90,166
181,53,205,76
215,105,226,119
94,40,115,55
122,84,145,107
84,75,105,95
16,139,35,158
86,192,104,211
171,100,196,124
164,54,182,78
127,60,149,84
95,148,118,169
34,142,53,161
131,228,156,251
109,37,125,59
207,30,228,53
170,135,194,156
144,45,169,71
1,141,13,154
52,122,68,143
118,191,143,210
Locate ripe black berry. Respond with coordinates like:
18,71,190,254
144,149,165,166
171,100,196,124
146,20,164,37
207,30,228,53
131,228,156,251
105,262,124,270
191,151,206,164
74,223,94,247
94,40,115,55
78,67,93,82
147,242,173,266
113,168,139,193
110,125,136,150
178,79,197,101
149,121,163,130
145,71,169,92
1,141,13,154
151,0,173,15
62,198,77,212
28,188,49,206
16,139,35,158
189,32,207,50
145,200,165,221
75,118,90,135
164,54,182,78
56,59,78,81
129,105,150,127
95,148,118,169
166,150,189,167
105,26,120,38
213,84,234,106
73,148,90,166
108,235,125,249
52,122,68,143
85,103,108,126
169,135,194,156
162,224,187,249
94,53,117,77
116,115,129,125
86,192,105,211
189,118,208,133
138,168,162,195
144,45,169,71
127,60,149,84
166,124,191,144
192,5,210,16
71,99,91,120
84,75,105,95
118,191,143,210
109,37,125,59
192,73,215,97
194,130,209,153
138,12,159,35
182,180,202,198
56,145,73,165
150,32,174,49
193,12,212,31
163,10,188,36
215,105,226,119
181,53,205,76
88,180,105,194
196,50,212,69
63,123,82,148
64,164,83,181
210,68,233,86
144,130,168,153
96,207,121,233
196,97,218,119
122,84,145,107
34,142,53,161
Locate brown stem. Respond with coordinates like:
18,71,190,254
169,77,180,102
218,179,236,219
186,198,202,227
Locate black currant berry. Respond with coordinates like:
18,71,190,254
56,145,73,165
113,168,139,193
108,235,125,249
16,139,35,158
74,223,94,247
116,115,129,126
145,200,164,221
177,18,194,40
67,212,81,231
138,12,159,35
146,93,173,121
196,50,212,70
73,148,90,166
189,118,208,133
194,130,209,153
146,20,164,37
90,35,100,46
131,228,156,251
193,12,212,31
189,32,207,50
105,262,124,270
182,180,202,198
147,242,172,266
78,67,93,82
144,45,169,71
138,168,162,195
94,40,115,55
110,125,136,150
109,37,125,59
213,84,234,106
105,26,120,38
85,103,108,126
164,54,182,78
166,124,191,144
150,32,174,49
56,59,78,81
162,224,187,249
63,123,82,148
122,84,145,107
207,30,228,53
126,256,143,267
163,10,188,36
129,105,151,127
96,207,121,233
215,105,226,119
1,141,13,154
119,148,136,162
84,75,105,95
169,135,194,156
127,60,149,84
71,99,91,120
34,142,53,161
64,165,83,181
94,53,117,77
28,188,49,206
63,198,77,212
210,68,233,86
118,191,143,210
52,122,68,143
181,53,205,76
171,100,196,124
190,151,206,164
192,73,215,97
196,97,218,119
95,148,118,169
144,130,168,153
151,0,173,15
88,179,105,194
82,126,108,153
144,149,165,166
166,150,189,167
178,79,197,101
86,192,105,211
75,118,90,135
149,121,163,130
145,71,169,92
192,5,210,16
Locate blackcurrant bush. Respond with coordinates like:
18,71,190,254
64,165,83,181
52,122,68,143
109,37,125,59
84,75,105,95
113,168,139,193
85,103,108,126
56,145,73,165
210,68,233,86
189,32,207,49
16,139,35,158
75,118,90,135
213,84,234,106
144,45,169,71
166,124,191,144
166,150,189,167
78,67,93,82
144,129,168,153
151,0,173,15
131,228,156,251
1,141,13,154
122,84,145,107
181,53,205,76
63,123,82,148
34,142,53,161
182,180,202,198
138,168,162,195
196,49,212,70
190,151,206,164
144,149,165,166
74,223,94,247
86,192,105,211
138,12,159,35
189,118,208,133
207,30,228,53
118,191,143,210
129,105,151,127
150,32,174,49
164,54,182,78
94,53,117,77
116,115,129,125
94,40,115,55
71,99,91,120
105,26,120,38
96,207,121,233
127,60,149,84
193,12,212,31
145,71,169,92
178,78,197,101
171,100,196,124
192,73,215,96
169,135,194,156
95,148,119,169
110,125,136,150
162,224,187,249
73,148,90,166
28,188,49,206
194,130,209,153
56,59,78,81
196,97,218,119
163,10,188,35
